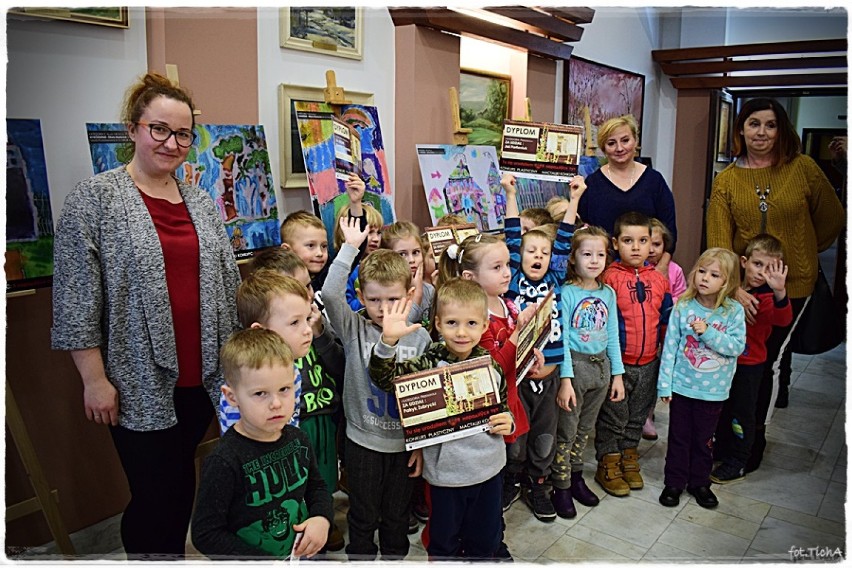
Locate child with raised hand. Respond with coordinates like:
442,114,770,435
192,328,333,559
369,279,514,560
551,225,625,518
642,217,687,441
657,248,746,510
382,221,434,326
501,172,586,523
321,215,432,561
437,233,540,514
331,176,383,312
596,211,672,497
712,235,791,484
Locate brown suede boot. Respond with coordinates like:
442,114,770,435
621,447,644,490
595,452,630,496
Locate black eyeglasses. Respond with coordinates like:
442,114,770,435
136,121,196,148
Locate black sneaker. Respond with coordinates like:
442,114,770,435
408,512,420,534
710,461,746,484
522,478,556,522
659,486,682,507
687,485,719,509
502,476,520,512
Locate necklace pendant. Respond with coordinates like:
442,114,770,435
759,202,769,213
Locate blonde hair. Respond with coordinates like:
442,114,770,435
436,213,467,227
236,269,310,328
597,114,639,150
680,248,741,311
744,233,784,260
519,208,552,228
250,248,307,276
648,218,675,254
435,278,488,322
220,328,294,386
359,249,412,290
438,233,507,283
280,210,325,245
381,220,423,250
333,204,384,250
566,226,611,286
546,196,570,223
522,227,554,248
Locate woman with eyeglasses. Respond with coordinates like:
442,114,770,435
51,73,240,558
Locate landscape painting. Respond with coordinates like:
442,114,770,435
280,7,363,60
459,69,511,148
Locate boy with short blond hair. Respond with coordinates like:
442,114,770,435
711,234,792,484
192,328,333,559
597,211,672,496
218,271,312,433
280,210,330,287
322,217,432,561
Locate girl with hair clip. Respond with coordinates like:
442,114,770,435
657,248,746,510
438,234,542,515
551,225,625,518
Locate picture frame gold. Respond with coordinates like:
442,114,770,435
277,84,373,190
8,7,129,28
459,68,512,148
716,91,734,162
279,8,363,60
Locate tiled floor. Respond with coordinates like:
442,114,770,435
17,345,847,562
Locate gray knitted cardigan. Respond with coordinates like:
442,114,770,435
51,166,241,431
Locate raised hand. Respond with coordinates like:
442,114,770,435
339,216,369,249
568,175,587,202
500,173,517,196
345,173,366,205
380,298,423,345
764,258,788,294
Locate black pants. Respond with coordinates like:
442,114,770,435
506,367,559,479
715,363,763,466
664,393,723,489
109,386,214,559
344,438,414,561
749,297,806,470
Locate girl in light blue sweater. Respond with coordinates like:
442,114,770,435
657,248,746,510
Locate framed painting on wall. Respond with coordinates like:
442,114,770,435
279,8,363,60
716,91,734,162
459,69,512,148
564,56,645,155
277,84,374,190
8,7,129,28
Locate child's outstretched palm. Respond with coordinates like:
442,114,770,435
340,216,369,248
381,299,423,345
764,258,788,292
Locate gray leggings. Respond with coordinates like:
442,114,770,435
594,359,660,459
551,351,611,490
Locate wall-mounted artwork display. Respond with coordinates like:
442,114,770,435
716,91,733,162
564,56,645,175
8,7,129,28
416,145,505,231
86,123,280,259
294,101,394,252
459,69,512,148
6,119,55,291
279,7,363,60
277,84,373,190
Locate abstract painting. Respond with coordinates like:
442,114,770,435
294,101,394,252
416,145,505,231
6,119,55,291
459,69,511,148
280,7,363,60
86,123,280,259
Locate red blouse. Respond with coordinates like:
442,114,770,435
140,190,202,388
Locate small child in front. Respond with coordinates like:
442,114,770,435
192,328,333,559
552,225,625,518
501,172,586,523
597,211,672,496
712,235,791,484
657,248,746,509
322,216,432,561
368,279,514,560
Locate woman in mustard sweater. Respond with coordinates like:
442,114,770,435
706,97,844,472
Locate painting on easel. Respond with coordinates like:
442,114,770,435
416,145,505,231
294,101,395,252
6,119,55,291
86,123,281,259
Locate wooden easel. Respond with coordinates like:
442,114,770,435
6,380,75,555
323,70,351,105
449,87,473,144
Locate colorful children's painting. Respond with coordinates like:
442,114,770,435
415,145,505,231
294,101,394,252
86,123,280,259
6,119,55,291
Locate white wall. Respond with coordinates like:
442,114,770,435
795,96,847,131
6,8,149,224
460,36,529,121
726,7,847,44
256,7,396,216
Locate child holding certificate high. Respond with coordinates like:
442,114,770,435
500,172,586,523
368,278,514,560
